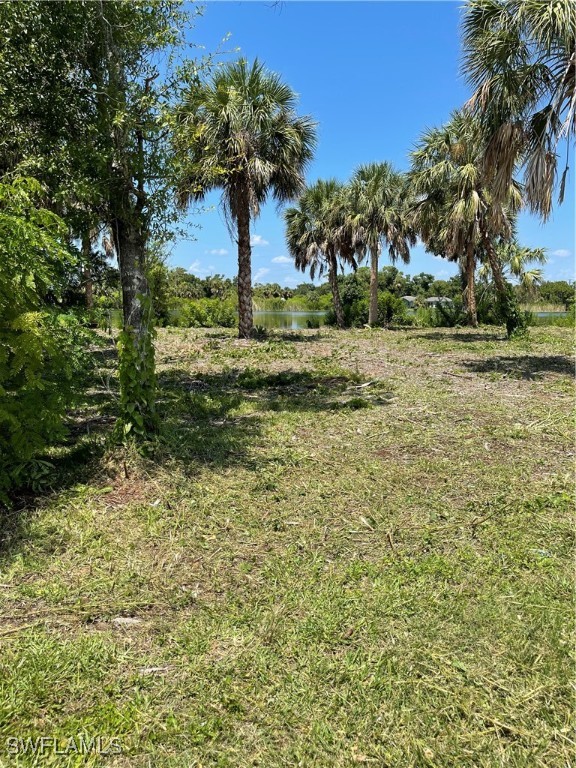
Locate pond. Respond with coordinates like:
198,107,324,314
105,308,567,330
105,309,327,330
253,310,326,330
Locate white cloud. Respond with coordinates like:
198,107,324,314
283,276,299,287
254,267,270,282
272,255,292,264
189,260,213,277
251,234,269,247
551,249,571,258
205,248,228,256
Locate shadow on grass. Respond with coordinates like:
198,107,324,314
157,367,392,468
266,330,325,343
1,359,390,559
409,331,505,343
462,355,575,379
0,341,120,561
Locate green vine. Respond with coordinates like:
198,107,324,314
115,295,158,441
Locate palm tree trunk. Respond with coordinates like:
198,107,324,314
482,233,507,296
464,241,478,327
236,189,254,339
328,250,345,329
368,245,379,325
82,230,94,309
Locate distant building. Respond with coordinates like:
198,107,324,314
401,295,417,307
425,296,453,307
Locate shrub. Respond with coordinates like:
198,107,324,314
168,298,237,328
0,178,93,498
327,291,410,328
434,299,467,327
377,292,409,325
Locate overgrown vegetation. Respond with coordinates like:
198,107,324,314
0,179,93,497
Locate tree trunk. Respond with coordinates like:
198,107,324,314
96,4,156,436
483,233,507,296
368,244,380,326
115,220,148,330
81,231,94,309
328,250,345,329
114,216,157,435
236,189,253,339
464,241,478,327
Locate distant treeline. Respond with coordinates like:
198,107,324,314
78,262,574,323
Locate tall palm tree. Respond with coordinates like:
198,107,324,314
348,163,415,326
284,180,358,329
462,0,576,220
409,111,521,327
174,59,317,338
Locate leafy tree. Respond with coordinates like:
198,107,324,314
168,268,205,300
462,0,576,219
174,58,317,338
0,0,199,438
348,163,415,325
538,279,575,309
406,272,437,296
204,275,234,300
0,178,91,496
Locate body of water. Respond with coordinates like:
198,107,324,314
253,310,326,330
106,308,566,329
106,309,326,330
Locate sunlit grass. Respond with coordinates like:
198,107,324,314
0,326,573,767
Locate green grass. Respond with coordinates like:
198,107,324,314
0,326,574,766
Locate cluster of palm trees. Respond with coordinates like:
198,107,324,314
284,166,415,328
174,1,574,338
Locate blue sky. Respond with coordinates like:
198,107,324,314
169,1,575,286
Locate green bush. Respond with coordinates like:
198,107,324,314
377,292,409,325
328,291,410,328
0,178,93,498
168,298,237,328
434,300,467,327
478,284,530,337
411,301,466,328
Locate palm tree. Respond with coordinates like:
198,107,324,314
409,111,521,327
462,0,576,220
348,163,415,326
174,59,317,338
284,180,358,329
479,241,547,295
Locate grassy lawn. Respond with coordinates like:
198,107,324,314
0,326,573,767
